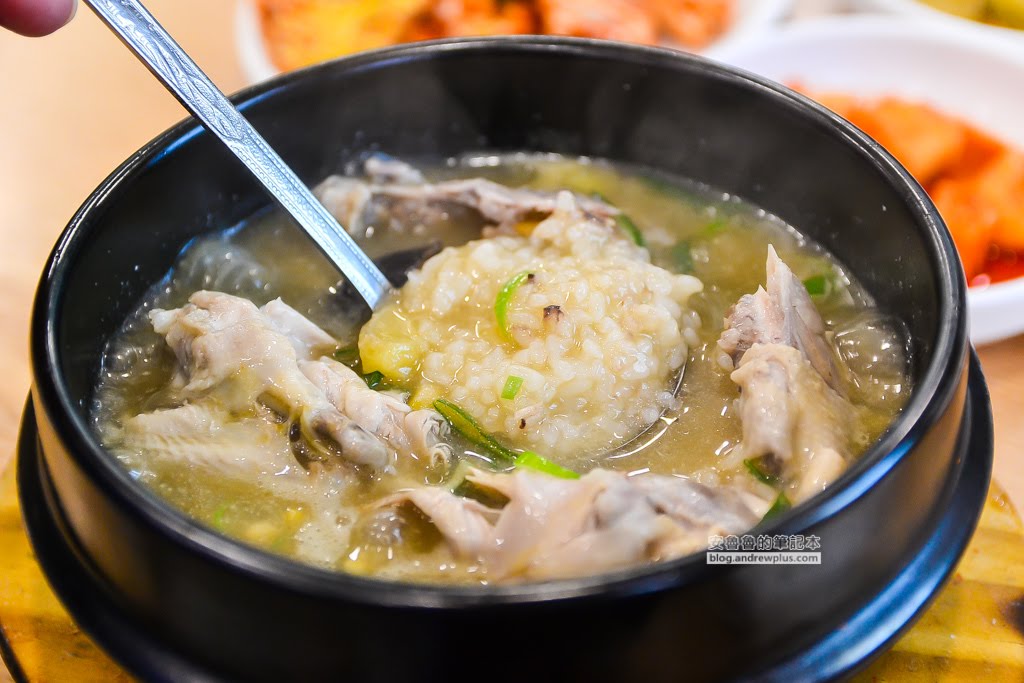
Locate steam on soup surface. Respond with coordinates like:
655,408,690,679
92,154,910,584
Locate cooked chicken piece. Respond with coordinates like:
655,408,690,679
718,246,840,390
468,467,612,578
719,248,855,502
717,286,782,363
765,248,842,389
315,175,375,235
149,291,390,469
380,178,619,228
364,155,425,185
730,345,794,469
147,291,453,473
383,467,760,580
794,445,848,504
731,343,851,501
123,403,294,479
517,471,762,579
300,357,452,466
120,403,349,502
525,474,677,580
629,472,765,533
315,157,620,236
401,406,455,467
381,487,499,559
261,298,338,358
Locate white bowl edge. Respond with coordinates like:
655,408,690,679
235,0,279,84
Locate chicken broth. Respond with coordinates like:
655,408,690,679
92,154,910,584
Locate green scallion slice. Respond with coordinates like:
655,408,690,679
501,375,524,400
495,270,533,342
363,370,386,390
762,492,792,522
702,217,726,237
803,274,831,297
744,457,778,485
615,213,646,247
433,398,517,465
332,346,360,363
211,503,230,530
514,451,580,479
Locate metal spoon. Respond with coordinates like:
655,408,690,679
82,0,392,309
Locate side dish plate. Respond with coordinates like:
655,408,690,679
713,16,1024,345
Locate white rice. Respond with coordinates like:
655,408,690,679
360,192,703,459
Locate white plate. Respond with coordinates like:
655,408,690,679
713,15,1024,345
235,0,277,84
234,0,795,85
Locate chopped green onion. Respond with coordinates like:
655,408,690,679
614,213,646,247
448,459,508,506
514,451,580,479
452,478,510,508
501,375,524,400
332,345,360,363
495,270,533,342
702,217,727,237
673,241,694,273
803,275,831,297
211,503,230,530
363,370,386,390
448,460,511,507
762,492,792,522
744,457,778,485
434,398,517,465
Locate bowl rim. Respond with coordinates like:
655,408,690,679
30,35,968,608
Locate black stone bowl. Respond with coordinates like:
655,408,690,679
22,38,992,683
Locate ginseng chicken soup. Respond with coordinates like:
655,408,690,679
92,154,910,584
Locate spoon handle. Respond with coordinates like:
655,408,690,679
82,0,392,309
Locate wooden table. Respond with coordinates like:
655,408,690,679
0,2,1022,680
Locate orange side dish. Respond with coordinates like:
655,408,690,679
258,0,434,70
805,89,1024,286
537,0,659,45
257,0,735,73
402,0,535,42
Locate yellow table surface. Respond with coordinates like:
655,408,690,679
1,0,1023,680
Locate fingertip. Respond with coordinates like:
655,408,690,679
63,0,78,28
0,0,77,37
